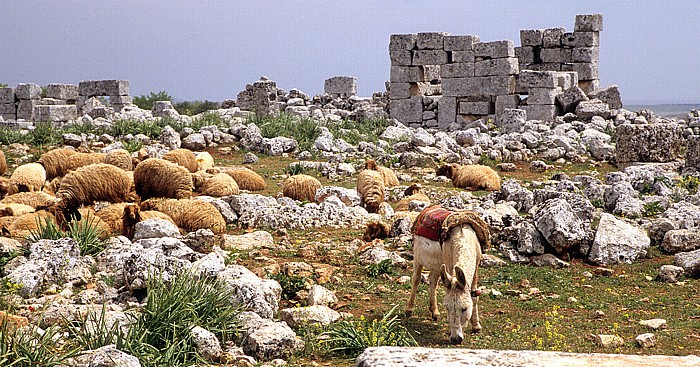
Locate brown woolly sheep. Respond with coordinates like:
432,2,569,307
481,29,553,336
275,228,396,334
365,159,399,188
395,183,431,212
122,203,178,240
195,151,215,172
77,207,112,239
56,163,136,221
94,202,129,235
362,221,391,242
436,163,501,191
222,167,267,191
64,153,106,173
0,203,35,217
200,173,240,197
1,191,58,209
8,163,46,194
140,198,226,234
42,177,63,196
104,149,133,171
0,177,10,199
133,158,193,201
38,148,77,179
191,171,214,191
357,169,385,214
283,174,322,202
163,148,198,173
2,210,55,239
0,150,6,176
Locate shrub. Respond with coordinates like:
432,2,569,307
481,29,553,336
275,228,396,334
643,201,663,217
270,272,308,300
173,100,220,116
322,304,417,357
133,91,172,111
0,125,29,145
188,111,228,131
27,215,107,256
29,121,61,147
0,320,77,366
677,175,700,195
122,139,144,153
365,259,393,278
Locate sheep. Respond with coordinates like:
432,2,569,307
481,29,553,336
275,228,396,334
0,203,35,217
8,163,47,194
0,177,10,199
195,151,215,172
365,159,399,188
139,198,226,234
395,183,431,212
2,210,56,239
38,148,77,179
436,164,501,191
221,167,267,191
0,150,6,176
1,191,58,209
200,173,239,197
163,148,198,173
283,174,322,202
122,203,178,240
362,221,391,242
133,158,193,201
77,207,112,239
42,177,63,196
94,202,129,235
64,152,106,173
56,163,136,221
191,171,214,191
357,169,385,214
104,149,133,171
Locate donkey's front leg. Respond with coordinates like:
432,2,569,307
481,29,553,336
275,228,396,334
405,263,423,317
428,270,441,321
470,268,482,334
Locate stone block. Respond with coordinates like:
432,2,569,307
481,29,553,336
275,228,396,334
421,65,441,82
17,100,38,120
497,108,527,133
33,104,78,122
556,72,576,89
0,113,16,121
524,63,561,72
390,50,413,66
495,94,520,114
516,46,535,64
562,32,599,47
473,40,515,59
527,87,561,105
440,63,474,78
588,85,622,109
389,34,416,50
0,103,16,114
324,76,357,96
0,87,16,103
522,104,559,121
16,83,41,100
572,47,599,63
575,14,603,32
438,97,457,129
389,83,413,99
685,135,700,170
416,82,441,96
78,80,130,97
389,97,423,123
520,29,544,47
39,98,69,105
575,99,610,120
459,100,492,115
540,48,572,63
390,66,421,83
442,76,516,97
518,70,558,88
615,123,684,164
542,28,565,48
452,50,475,63
444,35,480,51
578,80,600,94
557,86,589,113
413,50,447,65
110,95,132,105
416,32,447,49
474,58,519,76
572,62,598,80
45,83,79,100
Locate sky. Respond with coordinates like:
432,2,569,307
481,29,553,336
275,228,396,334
1,1,698,105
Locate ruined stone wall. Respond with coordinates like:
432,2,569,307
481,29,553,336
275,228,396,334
388,14,603,127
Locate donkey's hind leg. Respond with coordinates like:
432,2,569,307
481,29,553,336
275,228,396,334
405,262,423,317
470,267,482,333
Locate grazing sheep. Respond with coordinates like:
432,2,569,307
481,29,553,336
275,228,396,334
42,177,63,196
77,207,112,239
191,171,214,191
163,148,198,173
0,150,6,176
395,183,431,212
365,159,399,188
64,153,106,173
2,210,55,239
122,203,178,240
104,149,133,171
357,169,385,214
436,164,501,191
283,174,322,202
8,163,47,194
362,221,391,242
195,151,215,172
94,202,129,235
1,191,58,209
222,167,267,191
140,198,226,234
133,158,193,201
200,173,239,197
38,148,77,179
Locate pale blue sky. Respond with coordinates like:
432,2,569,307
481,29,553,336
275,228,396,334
1,1,698,104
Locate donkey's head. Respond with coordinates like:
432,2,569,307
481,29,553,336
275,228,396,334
440,263,473,345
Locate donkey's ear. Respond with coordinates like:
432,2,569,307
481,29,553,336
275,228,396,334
454,266,467,290
441,264,453,289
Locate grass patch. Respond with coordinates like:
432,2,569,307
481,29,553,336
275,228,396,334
270,272,309,301
27,215,108,256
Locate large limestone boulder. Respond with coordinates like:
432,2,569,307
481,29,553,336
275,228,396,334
615,123,684,166
662,229,700,254
534,198,587,253
239,311,304,361
217,265,282,319
589,213,650,265
280,305,341,328
674,249,700,276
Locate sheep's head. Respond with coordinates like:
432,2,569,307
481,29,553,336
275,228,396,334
362,221,390,242
404,183,423,196
0,178,10,199
436,164,456,179
123,204,141,223
364,159,378,171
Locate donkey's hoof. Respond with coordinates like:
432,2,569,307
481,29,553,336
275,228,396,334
405,310,413,317
471,326,482,334
431,315,439,322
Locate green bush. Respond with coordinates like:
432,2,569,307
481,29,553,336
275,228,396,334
29,121,61,147
0,320,77,366
270,272,308,301
121,139,144,153
365,258,393,278
133,91,173,111
0,126,29,145
173,100,220,116
27,215,107,256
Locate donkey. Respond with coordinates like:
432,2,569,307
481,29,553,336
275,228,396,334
406,206,488,345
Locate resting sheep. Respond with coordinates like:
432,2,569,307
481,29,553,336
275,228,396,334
2,210,56,239
200,173,239,197
133,158,193,201
195,151,215,172
436,164,501,191
38,148,77,179
163,148,198,173
283,174,322,202
122,203,178,240
191,171,214,191
0,150,6,176
362,221,391,242
1,191,58,209
8,163,47,194
0,178,10,199
221,167,267,191
395,183,431,212
104,149,133,171
357,169,385,214
365,159,399,187
0,203,35,217
64,152,106,173
139,198,226,234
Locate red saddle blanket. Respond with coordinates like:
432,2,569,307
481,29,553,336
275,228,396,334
412,205,452,242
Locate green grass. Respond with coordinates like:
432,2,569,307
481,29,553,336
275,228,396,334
27,215,108,256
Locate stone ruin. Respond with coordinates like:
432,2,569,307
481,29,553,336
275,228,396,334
388,14,619,128
0,79,132,124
